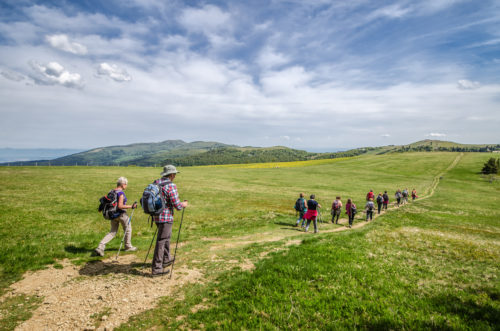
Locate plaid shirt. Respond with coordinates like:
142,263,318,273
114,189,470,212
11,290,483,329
152,178,183,223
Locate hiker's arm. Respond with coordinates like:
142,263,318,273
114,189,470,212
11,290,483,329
117,195,136,209
167,185,185,210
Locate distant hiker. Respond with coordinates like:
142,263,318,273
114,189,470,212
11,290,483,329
382,191,389,211
345,198,356,228
304,194,322,233
411,188,418,201
331,196,342,224
365,198,374,221
366,190,374,201
151,165,188,277
395,189,402,206
376,193,383,214
402,188,409,204
95,177,138,257
294,193,307,227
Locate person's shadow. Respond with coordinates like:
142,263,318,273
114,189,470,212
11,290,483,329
79,259,152,277
64,245,95,254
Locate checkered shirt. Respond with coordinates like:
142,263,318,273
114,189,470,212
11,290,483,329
152,178,183,223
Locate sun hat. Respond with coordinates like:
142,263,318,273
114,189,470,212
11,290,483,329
161,164,179,177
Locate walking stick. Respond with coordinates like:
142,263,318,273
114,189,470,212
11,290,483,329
169,207,185,279
115,203,136,261
143,226,158,267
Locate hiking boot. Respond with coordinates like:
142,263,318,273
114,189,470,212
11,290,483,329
151,269,170,277
94,248,104,257
124,246,137,252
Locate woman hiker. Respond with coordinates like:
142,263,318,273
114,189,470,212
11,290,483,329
365,198,375,221
95,177,137,257
383,191,389,211
345,198,357,228
294,193,307,227
376,192,384,214
304,194,322,233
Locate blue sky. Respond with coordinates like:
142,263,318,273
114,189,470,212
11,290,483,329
0,0,499,150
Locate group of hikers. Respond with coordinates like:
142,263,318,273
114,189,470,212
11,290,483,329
94,165,187,277
294,188,418,233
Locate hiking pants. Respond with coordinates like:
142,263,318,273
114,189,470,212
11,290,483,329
396,198,401,206
348,213,355,226
152,222,174,274
295,212,305,226
377,203,382,214
331,209,341,223
383,202,388,210
366,210,373,221
305,217,318,233
98,213,132,251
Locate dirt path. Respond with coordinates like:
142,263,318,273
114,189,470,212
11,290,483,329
1,154,463,330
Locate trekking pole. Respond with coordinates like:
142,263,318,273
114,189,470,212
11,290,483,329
169,207,185,280
143,226,158,267
115,202,136,261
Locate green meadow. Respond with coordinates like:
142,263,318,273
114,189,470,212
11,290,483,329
0,152,499,330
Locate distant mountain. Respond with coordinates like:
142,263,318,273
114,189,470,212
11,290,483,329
0,148,83,163
1,139,498,167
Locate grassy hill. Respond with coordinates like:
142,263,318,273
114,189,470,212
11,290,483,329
377,139,500,154
0,152,498,329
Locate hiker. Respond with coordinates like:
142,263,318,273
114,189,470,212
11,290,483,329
345,198,356,228
95,177,138,257
304,194,322,233
294,193,307,227
402,188,409,204
395,189,402,206
411,188,418,201
376,193,383,214
365,198,375,221
383,191,389,211
366,190,374,201
331,196,342,224
151,165,188,277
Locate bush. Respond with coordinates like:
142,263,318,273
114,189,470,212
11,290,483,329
481,157,499,174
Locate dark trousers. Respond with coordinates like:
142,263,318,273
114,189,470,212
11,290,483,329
366,210,373,221
152,222,173,273
348,213,355,226
377,203,382,214
383,202,388,210
331,209,341,223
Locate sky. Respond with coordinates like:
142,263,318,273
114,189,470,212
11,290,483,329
0,0,499,150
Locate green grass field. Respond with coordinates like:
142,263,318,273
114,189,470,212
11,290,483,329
0,152,499,330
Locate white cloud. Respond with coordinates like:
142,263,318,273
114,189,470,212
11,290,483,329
29,61,83,88
381,134,391,138
257,46,290,69
281,135,291,140
45,34,88,55
1,69,25,82
428,133,447,137
178,5,231,34
457,79,480,90
96,63,132,82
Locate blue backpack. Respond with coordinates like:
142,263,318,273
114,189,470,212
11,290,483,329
140,182,167,216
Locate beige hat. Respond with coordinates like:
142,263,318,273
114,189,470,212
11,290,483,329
161,164,179,177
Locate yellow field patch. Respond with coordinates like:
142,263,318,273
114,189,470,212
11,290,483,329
198,157,353,169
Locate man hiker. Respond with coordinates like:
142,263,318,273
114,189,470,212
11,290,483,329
331,196,342,224
294,193,307,227
151,165,188,277
402,188,409,204
376,193,384,214
366,190,374,201
303,194,322,233
395,189,402,207
345,198,356,228
382,191,389,211
95,177,137,257
365,198,375,221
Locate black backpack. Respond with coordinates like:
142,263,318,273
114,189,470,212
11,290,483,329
294,198,305,212
376,195,383,204
98,189,119,220
351,205,357,215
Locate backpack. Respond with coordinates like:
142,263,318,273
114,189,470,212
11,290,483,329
351,205,357,215
332,200,340,210
140,182,168,216
376,195,383,204
367,203,374,211
98,189,119,220
294,198,305,212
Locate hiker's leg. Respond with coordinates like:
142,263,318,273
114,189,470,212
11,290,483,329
305,219,311,231
97,219,119,251
152,222,168,273
118,213,133,249
161,222,173,264
313,218,318,233
336,210,340,223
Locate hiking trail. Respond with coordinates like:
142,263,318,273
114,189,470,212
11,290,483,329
1,153,463,330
